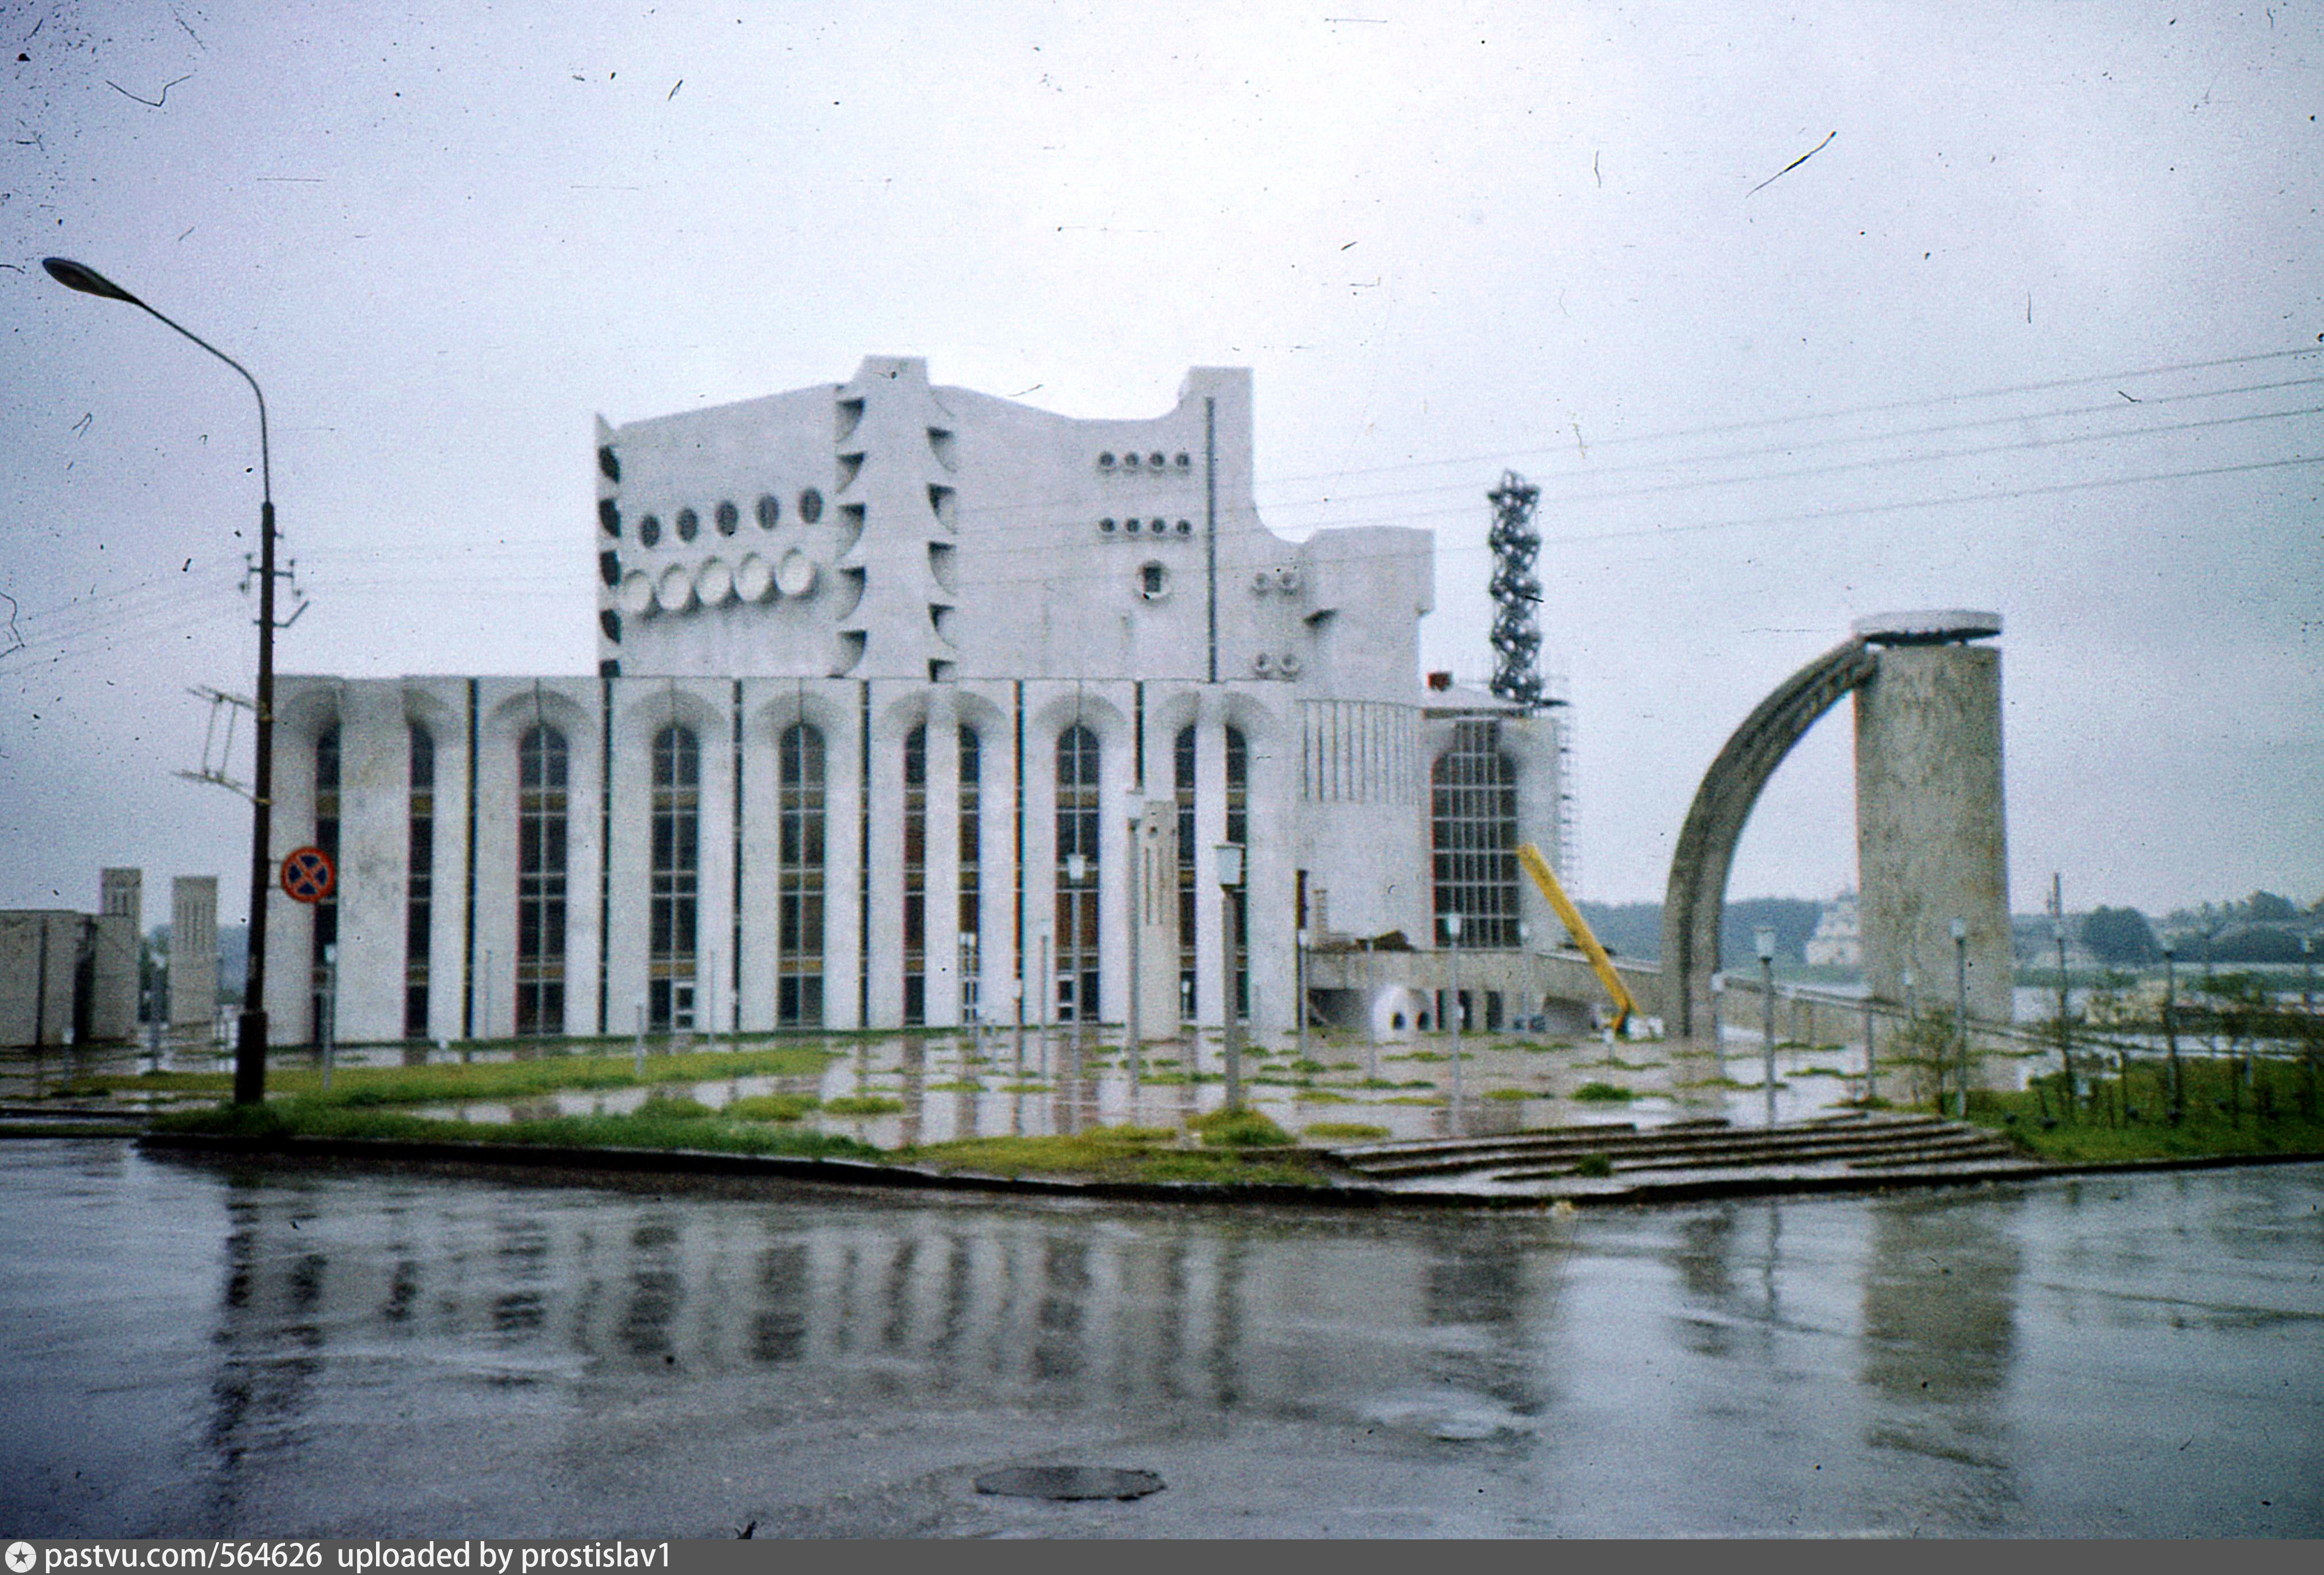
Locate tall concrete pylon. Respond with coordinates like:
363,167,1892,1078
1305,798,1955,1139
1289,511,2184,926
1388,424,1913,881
1851,611,2011,1032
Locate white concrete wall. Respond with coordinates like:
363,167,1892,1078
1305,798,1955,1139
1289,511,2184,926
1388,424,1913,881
269,362,1581,1047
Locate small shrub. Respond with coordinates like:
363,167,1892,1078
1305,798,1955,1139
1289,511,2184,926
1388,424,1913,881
1572,1082,1633,1102
1303,1122,1390,1141
1485,1088,1533,1102
637,1092,715,1120
823,1095,904,1116
1191,1108,1293,1148
723,1093,820,1122
1571,1152,1615,1178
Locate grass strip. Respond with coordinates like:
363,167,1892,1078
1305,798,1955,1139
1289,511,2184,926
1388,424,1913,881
1963,1054,2324,1164
69,1044,836,1108
149,1097,877,1160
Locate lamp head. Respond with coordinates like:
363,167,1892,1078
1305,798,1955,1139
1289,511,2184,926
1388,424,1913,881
1950,918,1968,942
43,257,143,305
1064,852,1088,884
1443,911,1463,942
1754,926,1775,962
1214,843,1244,887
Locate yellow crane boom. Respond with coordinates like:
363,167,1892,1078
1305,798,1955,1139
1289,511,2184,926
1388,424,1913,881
1516,842,1640,1034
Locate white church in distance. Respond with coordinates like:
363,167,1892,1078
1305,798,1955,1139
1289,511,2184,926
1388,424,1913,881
264,358,1567,1045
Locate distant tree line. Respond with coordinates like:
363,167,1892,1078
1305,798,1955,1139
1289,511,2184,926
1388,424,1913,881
1570,898,1823,965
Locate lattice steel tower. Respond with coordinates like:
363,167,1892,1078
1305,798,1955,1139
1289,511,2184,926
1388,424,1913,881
1486,470,1544,707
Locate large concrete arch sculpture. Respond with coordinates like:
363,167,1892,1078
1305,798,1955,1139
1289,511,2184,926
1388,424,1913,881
1660,637,1878,1039
1660,610,2008,1043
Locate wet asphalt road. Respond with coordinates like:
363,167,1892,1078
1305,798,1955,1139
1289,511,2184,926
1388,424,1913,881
2,1141,2319,1538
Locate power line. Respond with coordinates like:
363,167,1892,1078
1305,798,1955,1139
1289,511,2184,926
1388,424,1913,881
1253,373,2324,514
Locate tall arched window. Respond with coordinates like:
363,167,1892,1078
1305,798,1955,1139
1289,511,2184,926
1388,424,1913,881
1171,723,1247,1020
649,725,700,1030
405,724,434,1039
957,726,981,1025
1432,719,1518,949
1225,725,1248,1020
312,726,341,1046
777,723,826,1026
902,725,928,1026
516,724,570,1036
1054,724,1100,1022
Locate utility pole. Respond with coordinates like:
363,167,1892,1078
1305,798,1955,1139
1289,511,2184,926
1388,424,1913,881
2053,873,2074,1112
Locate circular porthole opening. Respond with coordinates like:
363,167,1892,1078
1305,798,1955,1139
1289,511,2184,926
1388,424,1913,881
799,488,824,523
676,507,700,542
1122,452,1141,470
756,493,780,529
639,514,662,547
1175,452,1191,469
1125,518,1141,534
1099,518,1117,534
1098,452,1116,469
1175,519,1192,535
1149,451,1166,469
715,500,739,536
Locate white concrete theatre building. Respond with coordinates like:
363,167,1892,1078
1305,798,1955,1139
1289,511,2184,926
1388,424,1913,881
267,358,1566,1045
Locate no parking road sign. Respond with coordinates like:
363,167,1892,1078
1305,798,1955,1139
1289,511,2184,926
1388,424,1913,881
281,845,336,903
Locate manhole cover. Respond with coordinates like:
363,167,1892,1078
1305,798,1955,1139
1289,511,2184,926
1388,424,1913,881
973,1466,1165,1501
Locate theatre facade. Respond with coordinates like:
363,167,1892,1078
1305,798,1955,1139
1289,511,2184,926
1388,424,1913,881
267,358,1566,1044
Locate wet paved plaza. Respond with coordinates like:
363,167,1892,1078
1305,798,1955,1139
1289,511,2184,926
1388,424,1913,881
2,1139,2319,1537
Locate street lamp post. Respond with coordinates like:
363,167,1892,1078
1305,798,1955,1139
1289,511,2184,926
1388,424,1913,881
1951,918,1970,1119
1215,844,1245,1111
2162,941,2180,1121
1123,792,1143,1084
1444,911,1464,1130
959,929,979,1059
45,258,277,1106
1064,852,1087,1052
1755,927,1777,1126
2055,905,2076,1112
1295,926,1311,1075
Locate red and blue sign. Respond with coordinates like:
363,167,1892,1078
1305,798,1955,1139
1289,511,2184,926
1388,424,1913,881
280,845,336,903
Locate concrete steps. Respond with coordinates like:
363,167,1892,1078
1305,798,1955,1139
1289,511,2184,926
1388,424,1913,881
1324,1110,2032,1199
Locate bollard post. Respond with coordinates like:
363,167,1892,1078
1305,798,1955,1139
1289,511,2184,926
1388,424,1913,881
1756,929,1777,1126
1862,994,1878,1105
1951,919,1970,1120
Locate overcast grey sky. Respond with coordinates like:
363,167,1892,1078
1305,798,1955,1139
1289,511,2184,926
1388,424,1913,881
3,0,2319,928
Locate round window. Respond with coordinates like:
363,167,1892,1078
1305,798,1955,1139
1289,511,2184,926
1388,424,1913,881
639,514,662,547
716,500,739,536
799,488,824,523
676,507,700,542
756,494,780,529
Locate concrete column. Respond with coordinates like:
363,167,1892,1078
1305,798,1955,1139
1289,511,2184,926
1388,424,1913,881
95,868,143,1040
1854,629,2011,1043
170,876,219,1034
336,683,408,1044
1133,799,1180,1037
1192,694,1229,1025
925,691,961,1026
